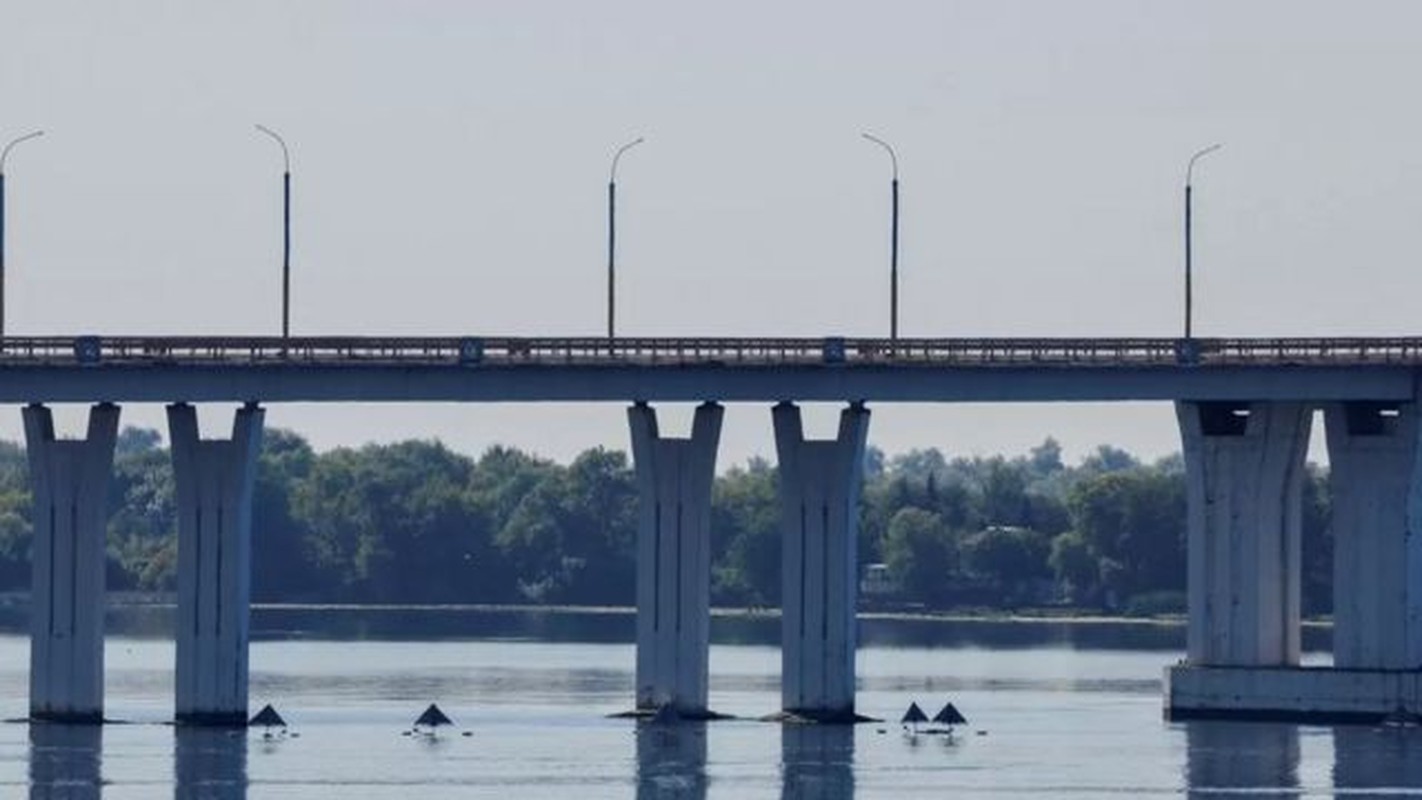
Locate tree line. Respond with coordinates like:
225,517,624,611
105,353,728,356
0,427,1334,615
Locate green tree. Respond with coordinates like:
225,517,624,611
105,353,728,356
1029,438,1064,476
293,440,490,602
711,458,779,605
960,526,1051,596
556,448,638,604
107,428,176,590
252,428,320,601
1067,467,1185,603
1048,531,1099,602
979,458,1031,527
881,507,956,603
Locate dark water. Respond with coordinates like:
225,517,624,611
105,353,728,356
0,607,1414,798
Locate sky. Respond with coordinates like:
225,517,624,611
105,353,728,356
1,1,1419,466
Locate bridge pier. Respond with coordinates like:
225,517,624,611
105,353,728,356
773,402,869,723
1324,402,1422,671
1167,400,1422,721
1166,401,1312,719
24,403,121,723
629,402,722,716
169,403,264,727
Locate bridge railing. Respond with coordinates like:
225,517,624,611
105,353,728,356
0,336,1420,367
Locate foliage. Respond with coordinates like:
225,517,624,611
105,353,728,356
961,526,1051,587
710,458,779,605
881,507,956,603
0,429,1337,616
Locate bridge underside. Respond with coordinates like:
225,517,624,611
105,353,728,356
0,363,1410,404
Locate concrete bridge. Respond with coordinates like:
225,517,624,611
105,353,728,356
10,334,1422,724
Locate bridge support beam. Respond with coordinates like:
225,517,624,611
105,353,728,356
774,402,869,723
1325,402,1422,669
24,403,120,723
169,403,264,726
629,402,722,717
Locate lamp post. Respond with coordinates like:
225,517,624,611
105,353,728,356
0,130,44,339
1184,143,1221,339
255,124,291,340
608,137,643,341
863,133,899,342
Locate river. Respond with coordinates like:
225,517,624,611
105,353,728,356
1,607,1418,797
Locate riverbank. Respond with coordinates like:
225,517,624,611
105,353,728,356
0,592,1335,629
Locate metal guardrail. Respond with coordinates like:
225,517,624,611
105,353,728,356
0,336,1420,368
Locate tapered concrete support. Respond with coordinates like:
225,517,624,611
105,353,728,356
169,403,264,726
1176,401,1310,667
774,402,870,722
24,403,120,724
1324,402,1422,669
629,402,722,716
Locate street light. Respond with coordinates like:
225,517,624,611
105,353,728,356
0,130,44,338
255,124,292,340
608,137,643,341
863,133,900,342
1184,143,1221,339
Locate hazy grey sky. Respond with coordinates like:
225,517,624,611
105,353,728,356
2,1,1419,465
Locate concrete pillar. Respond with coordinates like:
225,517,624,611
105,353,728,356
1324,402,1422,669
169,403,264,726
1176,401,1310,667
629,402,722,716
774,402,869,722
24,403,120,723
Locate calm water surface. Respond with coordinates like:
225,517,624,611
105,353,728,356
0,608,1418,798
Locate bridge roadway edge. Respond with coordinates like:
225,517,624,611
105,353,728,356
0,363,1412,404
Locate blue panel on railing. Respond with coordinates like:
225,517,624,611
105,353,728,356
458,338,484,365
1174,338,1201,366
74,336,102,365
823,337,846,364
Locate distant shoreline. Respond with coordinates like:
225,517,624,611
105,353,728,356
0,593,1332,627
248,602,1332,628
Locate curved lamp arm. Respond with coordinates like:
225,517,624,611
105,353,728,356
862,132,898,181
610,137,645,183
255,124,291,172
0,131,44,173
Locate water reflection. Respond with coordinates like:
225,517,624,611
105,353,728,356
635,720,707,800
781,724,854,800
175,728,247,799
1333,725,1422,796
29,722,102,800
1183,721,1299,798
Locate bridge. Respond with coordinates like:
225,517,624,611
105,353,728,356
10,334,1422,725
0,334,1418,401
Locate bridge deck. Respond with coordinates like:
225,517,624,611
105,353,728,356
0,336,1416,404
